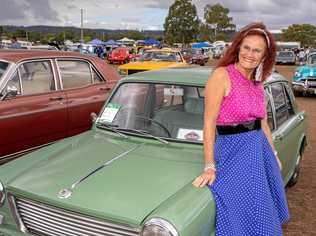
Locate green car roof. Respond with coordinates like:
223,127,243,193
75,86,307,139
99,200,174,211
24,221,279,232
122,67,287,86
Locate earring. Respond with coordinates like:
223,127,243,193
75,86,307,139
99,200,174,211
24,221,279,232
255,62,263,82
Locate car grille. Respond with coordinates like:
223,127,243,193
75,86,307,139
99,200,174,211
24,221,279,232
13,197,140,236
128,70,146,75
302,78,316,88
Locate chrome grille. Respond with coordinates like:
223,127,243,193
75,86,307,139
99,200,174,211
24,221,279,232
13,197,140,236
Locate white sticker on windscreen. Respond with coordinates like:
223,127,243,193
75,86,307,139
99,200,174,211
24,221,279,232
99,103,121,123
164,87,184,96
177,128,203,141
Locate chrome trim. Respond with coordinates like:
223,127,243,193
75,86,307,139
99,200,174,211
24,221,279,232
8,194,28,233
58,144,141,198
0,181,4,206
142,218,179,236
13,196,140,236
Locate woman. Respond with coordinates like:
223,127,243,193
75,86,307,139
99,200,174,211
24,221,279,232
193,22,290,235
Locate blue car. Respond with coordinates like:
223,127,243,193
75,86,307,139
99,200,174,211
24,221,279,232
292,52,316,96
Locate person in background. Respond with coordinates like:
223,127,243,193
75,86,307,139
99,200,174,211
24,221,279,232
193,22,289,235
9,36,21,49
298,49,306,65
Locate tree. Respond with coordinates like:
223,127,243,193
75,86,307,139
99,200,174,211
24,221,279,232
282,24,316,47
164,0,199,45
204,3,235,41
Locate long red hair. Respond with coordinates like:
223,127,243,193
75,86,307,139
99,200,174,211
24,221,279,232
217,22,276,82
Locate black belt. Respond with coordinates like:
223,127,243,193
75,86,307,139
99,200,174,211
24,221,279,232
216,119,261,135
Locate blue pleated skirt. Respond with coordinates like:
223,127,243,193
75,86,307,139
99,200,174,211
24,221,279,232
208,129,290,236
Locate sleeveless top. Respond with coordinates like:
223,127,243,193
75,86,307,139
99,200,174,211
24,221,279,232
216,64,266,125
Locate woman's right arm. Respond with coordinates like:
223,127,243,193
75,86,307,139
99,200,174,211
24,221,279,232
192,67,228,188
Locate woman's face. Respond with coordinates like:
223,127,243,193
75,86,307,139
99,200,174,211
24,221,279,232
238,35,266,70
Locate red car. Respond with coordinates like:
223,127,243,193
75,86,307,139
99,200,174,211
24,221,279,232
0,50,120,163
107,47,135,64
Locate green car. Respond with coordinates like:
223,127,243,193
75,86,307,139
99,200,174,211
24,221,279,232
0,68,307,236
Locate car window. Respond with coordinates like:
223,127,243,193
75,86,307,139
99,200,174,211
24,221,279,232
4,71,22,95
0,61,9,80
58,60,92,89
271,83,293,127
264,90,274,131
92,69,103,83
19,61,55,95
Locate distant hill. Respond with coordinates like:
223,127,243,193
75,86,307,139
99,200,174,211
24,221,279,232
1,25,164,40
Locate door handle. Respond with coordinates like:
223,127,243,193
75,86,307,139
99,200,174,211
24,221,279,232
99,87,111,91
297,114,304,122
49,96,64,101
274,134,284,141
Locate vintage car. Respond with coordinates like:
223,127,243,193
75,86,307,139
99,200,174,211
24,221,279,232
0,68,307,236
107,47,135,64
117,48,188,76
292,52,316,96
182,48,208,66
0,50,120,163
276,51,296,65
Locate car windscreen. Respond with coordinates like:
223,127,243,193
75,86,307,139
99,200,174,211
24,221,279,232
0,61,9,80
278,51,294,57
308,54,316,64
98,82,205,142
139,51,181,62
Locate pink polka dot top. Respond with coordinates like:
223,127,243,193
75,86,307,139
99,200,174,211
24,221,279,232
216,64,266,125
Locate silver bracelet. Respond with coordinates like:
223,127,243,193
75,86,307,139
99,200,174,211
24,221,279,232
274,150,278,157
204,162,216,172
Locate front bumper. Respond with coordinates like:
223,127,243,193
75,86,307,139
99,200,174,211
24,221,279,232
292,81,316,94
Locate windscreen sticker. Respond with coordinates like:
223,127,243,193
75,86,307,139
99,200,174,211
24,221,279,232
164,87,184,96
99,103,121,123
177,128,203,141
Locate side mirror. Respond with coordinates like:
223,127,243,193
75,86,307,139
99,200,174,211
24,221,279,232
1,85,18,100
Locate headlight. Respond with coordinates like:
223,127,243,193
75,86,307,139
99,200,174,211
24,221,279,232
142,218,178,236
294,71,301,77
118,69,128,76
0,181,5,206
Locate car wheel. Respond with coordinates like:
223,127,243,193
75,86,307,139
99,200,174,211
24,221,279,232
287,153,301,187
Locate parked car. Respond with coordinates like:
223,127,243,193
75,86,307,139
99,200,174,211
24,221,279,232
182,48,208,66
276,51,296,65
118,48,188,76
0,67,307,236
107,47,135,64
292,52,316,96
0,50,120,163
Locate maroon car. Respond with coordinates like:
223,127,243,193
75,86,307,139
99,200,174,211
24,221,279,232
107,47,135,64
0,50,120,163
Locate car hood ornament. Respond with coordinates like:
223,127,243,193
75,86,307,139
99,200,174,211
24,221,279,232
58,188,73,199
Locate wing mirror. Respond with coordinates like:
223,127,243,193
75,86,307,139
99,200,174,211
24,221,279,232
1,85,18,100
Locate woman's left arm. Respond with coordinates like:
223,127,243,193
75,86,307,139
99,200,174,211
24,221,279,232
261,118,282,170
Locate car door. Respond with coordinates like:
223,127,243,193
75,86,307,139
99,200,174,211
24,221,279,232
0,60,67,159
56,59,111,136
269,82,305,179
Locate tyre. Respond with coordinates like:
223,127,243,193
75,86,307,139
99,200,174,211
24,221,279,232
287,154,301,187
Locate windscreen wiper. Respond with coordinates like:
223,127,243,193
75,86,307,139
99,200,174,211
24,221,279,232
116,128,169,145
95,121,128,139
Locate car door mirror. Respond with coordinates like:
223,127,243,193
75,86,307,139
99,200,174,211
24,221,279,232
1,85,18,100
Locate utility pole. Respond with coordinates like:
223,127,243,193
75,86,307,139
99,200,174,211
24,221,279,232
80,8,84,43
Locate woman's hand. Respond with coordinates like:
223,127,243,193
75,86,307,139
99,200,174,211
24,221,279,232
192,169,216,188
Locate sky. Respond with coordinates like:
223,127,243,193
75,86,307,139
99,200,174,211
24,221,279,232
1,0,316,31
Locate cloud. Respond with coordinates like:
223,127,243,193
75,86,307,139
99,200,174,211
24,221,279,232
1,0,316,30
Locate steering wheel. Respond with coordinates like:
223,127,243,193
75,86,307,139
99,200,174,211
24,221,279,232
113,106,171,138
132,114,172,138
